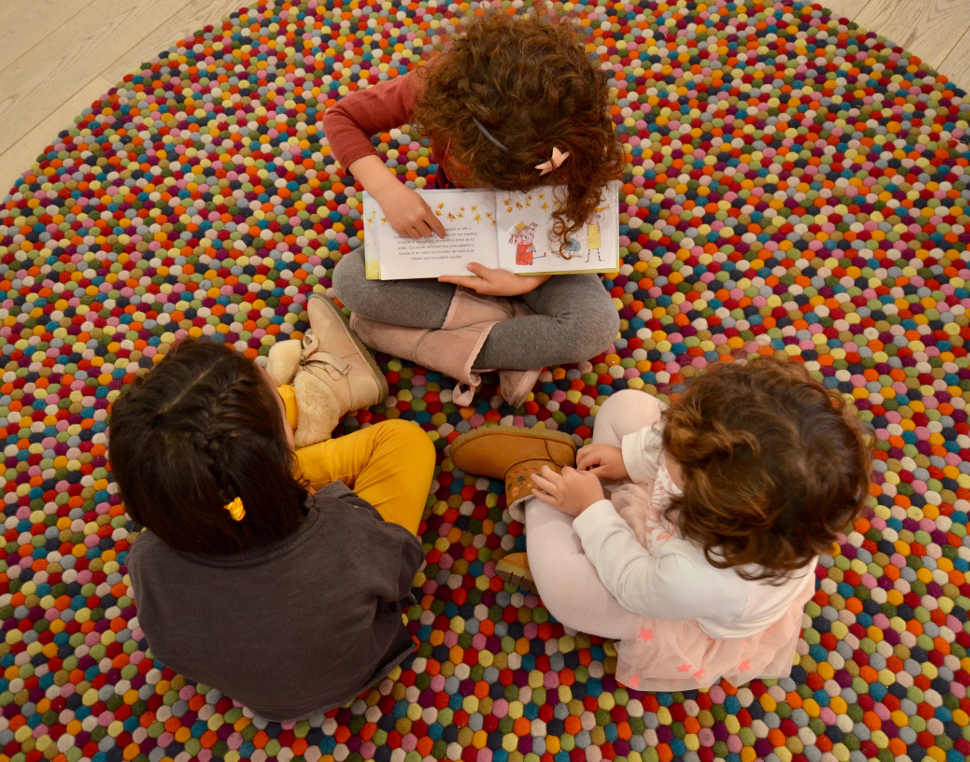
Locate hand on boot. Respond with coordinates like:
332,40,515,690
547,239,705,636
531,465,605,517
439,263,550,297
576,444,629,480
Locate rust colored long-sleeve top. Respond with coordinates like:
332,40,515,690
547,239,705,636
322,72,426,171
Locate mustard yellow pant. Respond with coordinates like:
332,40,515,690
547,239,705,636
293,418,435,536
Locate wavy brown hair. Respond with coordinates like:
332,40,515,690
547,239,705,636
412,4,623,254
661,356,873,583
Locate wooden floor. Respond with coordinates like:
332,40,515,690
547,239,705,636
1,0,969,197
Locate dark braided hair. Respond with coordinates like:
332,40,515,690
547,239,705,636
109,338,307,555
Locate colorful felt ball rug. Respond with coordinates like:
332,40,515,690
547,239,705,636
1,1,969,762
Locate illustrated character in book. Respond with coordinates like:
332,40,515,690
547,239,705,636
510,222,542,266
586,207,606,263
559,237,581,260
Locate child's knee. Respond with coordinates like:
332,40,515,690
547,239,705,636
579,298,620,356
526,552,584,629
596,389,666,439
331,250,367,309
376,419,436,469
602,388,662,415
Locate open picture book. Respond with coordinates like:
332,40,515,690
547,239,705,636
362,181,620,280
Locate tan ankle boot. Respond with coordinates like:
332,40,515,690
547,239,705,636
350,288,543,407
495,552,535,592
266,294,388,447
447,425,576,520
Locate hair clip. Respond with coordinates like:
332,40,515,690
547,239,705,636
224,496,246,521
472,117,509,153
535,147,570,175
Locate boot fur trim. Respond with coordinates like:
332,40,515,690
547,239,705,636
292,371,341,448
266,340,304,386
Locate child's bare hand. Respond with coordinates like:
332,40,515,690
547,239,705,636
576,444,629,480
438,263,550,296
376,183,447,240
530,465,605,517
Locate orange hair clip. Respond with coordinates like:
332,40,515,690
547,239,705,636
224,497,245,521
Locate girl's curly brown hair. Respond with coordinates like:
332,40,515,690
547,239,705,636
661,356,873,583
412,4,623,254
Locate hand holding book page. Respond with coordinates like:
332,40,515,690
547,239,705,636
363,190,500,280
362,182,619,280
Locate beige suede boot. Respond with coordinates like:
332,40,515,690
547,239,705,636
266,294,388,447
495,552,536,593
350,288,543,407
350,314,496,406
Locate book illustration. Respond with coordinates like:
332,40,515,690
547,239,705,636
494,185,619,274
362,182,618,280
562,237,582,260
586,206,606,263
509,222,544,267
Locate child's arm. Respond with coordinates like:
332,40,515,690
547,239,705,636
577,444,629,480
352,155,446,239
438,263,551,297
322,73,445,240
530,466,734,621
576,422,665,484
571,501,736,621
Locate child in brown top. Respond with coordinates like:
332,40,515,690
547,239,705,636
112,338,435,721
324,6,623,406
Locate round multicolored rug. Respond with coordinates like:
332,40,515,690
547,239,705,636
1,1,968,761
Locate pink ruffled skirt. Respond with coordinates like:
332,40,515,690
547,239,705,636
607,483,815,692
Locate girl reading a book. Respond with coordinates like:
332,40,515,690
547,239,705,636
324,5,623,406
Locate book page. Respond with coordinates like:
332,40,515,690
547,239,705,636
495,182,620,275
363,190,498,280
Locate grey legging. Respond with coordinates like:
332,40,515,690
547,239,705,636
332,249,620,370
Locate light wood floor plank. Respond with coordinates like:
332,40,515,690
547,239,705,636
2,0,969,199
99,0,251,85
938,27,970,92
819,1,872,20
0,0,94,74
0,0,192,156
0,76,113,197
854,0,970,69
